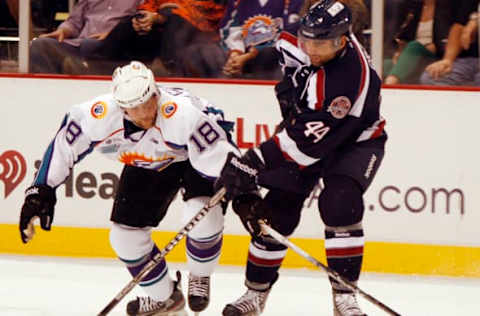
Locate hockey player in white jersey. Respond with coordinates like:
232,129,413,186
19,61,239,316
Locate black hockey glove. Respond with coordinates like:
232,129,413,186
19,185,57,243
232,193,273,236
275,65,313,117
275,75,298,120
216,150,265,200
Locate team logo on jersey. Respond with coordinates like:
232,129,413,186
0,150,26,198
118,152,175,171
327,96,351,119
242,15,283,47
90,101,108,119
161,101,177,118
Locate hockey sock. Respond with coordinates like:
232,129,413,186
324,228,364,291
245,239,287,290
186,231,223,276
120,244,173,301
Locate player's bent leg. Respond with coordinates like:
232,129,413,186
182,196,224,312
223,189,305,316
110,223,187,316
221,239,283,315
318,175,367,316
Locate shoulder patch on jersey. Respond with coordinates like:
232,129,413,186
161,101,178,118
90,101,108,119
327,96,351,119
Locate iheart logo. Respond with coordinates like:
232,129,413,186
0,150,27,198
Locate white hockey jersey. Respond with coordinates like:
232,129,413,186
34,85,238,188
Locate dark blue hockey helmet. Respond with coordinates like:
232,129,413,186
299,0,352,40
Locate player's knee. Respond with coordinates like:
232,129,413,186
183,196,224,239
318,175,364,227
109,223,153,260
263,190,304,236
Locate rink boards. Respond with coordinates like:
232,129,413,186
0,76,479,277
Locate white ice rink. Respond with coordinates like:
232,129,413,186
1,254,478,316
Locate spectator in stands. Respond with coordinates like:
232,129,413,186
90,0,226,76
461,10,479,52
383,0,438,85
419,0,480,86
181,0,304,79
2,0,35,40
300,0,370,47
382,0,407,59
29,0,140,74
5,0,18,25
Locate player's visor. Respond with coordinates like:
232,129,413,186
297,32,337,53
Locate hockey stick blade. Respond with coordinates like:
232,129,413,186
260,223,402,316
97,187,226,316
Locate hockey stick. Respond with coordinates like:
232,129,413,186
259,223,402,316
97,187,226,316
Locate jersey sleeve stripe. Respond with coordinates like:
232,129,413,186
275,130,320,166
33,141,55,186
76,141,99,163
371,119,386,139
307,69,326,111
356,117,386,142
315,68,326,110
273,135,297,163
276,37,308,66
357,117,386,142
279,31,298,46
349,35,370,118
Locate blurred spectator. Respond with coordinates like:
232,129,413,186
5,0,19,25
383,0,406,59
383,0,438,84
300,0,369,47
182,0,303,79
90,0,226,76
2,0,35,40
29,0,140,74
419,0,480,86
461,10,479,52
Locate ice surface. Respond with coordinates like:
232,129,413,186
0,255,478,315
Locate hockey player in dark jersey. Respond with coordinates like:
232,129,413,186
217,1,387,315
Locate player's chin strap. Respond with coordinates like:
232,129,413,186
97,187,226,316
259,221,402,316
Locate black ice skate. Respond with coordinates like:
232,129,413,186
222,288,271,316
126,271,187,316
188,274,210,313
333,290,367,316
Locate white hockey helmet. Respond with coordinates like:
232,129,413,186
112,61,158,108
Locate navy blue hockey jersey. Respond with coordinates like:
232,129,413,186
262,32,386,169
